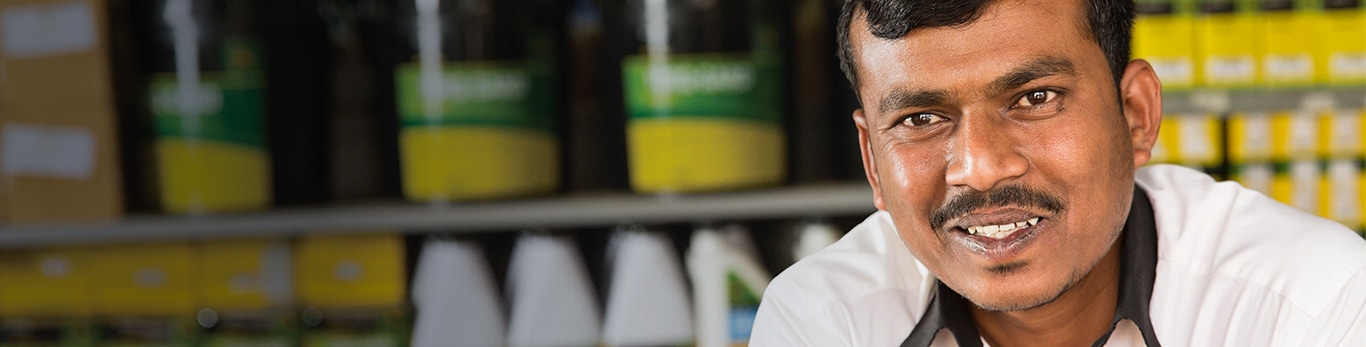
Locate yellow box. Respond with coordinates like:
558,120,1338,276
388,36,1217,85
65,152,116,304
1271,160,1321,214
1229,112,1273,162
1150,117,1182,164
1323,159,1362,228
200,239,293,311
1135,8,1198,89
1177,114,1224,168
91,242,198,316
1196,1,1260,88
0,247,93,317
295,233,406,308
1270,110,1321,161
1231,162,1274,195
1319,108,1364,159
1319,3,1366,85
1259,5,1319,87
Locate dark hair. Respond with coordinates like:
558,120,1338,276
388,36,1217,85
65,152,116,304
837,0,1134,96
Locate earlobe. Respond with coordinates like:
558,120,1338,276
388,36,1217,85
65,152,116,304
1119,59,1164,169
854,109,887,210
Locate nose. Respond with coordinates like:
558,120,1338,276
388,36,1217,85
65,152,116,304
944,111,1028,192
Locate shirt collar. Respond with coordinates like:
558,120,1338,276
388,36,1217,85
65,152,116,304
902,186,1161,347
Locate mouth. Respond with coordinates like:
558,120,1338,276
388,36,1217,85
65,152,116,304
962,217,1039,239
945,210,1050,260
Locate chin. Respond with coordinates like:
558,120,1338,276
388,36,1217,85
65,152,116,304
959,271,1073,312
967,287,1065,312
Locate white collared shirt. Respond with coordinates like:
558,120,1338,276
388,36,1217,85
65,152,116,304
751,165,1366,346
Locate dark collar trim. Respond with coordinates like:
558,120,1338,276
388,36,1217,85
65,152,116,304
902,186,1161,347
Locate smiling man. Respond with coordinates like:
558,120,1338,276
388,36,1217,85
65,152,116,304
750,0,1366,346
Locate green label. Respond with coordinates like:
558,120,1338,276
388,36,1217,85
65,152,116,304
396,60,555,132
623,53,782,124
150,39,266,148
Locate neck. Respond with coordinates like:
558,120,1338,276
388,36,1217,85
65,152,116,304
969,238,1123,347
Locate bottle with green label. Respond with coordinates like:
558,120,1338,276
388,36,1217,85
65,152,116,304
135,0,271,214
618,0,788,193
392,0,564,202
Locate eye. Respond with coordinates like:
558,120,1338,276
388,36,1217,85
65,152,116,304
902,113,948,127
1014,90,1058,108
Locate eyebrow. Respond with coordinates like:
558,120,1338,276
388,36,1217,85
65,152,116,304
875,56,1078,115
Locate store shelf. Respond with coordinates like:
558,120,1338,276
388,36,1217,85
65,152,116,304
0,182,877,249
1161,87,1366,115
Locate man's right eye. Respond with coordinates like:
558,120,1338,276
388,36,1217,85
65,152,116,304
902,113,947,127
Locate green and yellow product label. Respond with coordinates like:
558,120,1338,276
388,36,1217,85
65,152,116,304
149,38,270,214
1195,0,1260,88
395,58,558,202
1270,110,1321,161
0,318,95,347
1134,0,1198,89
1258,0,1319,87
1319,0,1366,85
623,50,786,193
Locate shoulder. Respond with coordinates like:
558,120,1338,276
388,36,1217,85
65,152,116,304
1136,165,1366,345
750,211,934,346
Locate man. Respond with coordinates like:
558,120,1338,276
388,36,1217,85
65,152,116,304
750,0,1366,346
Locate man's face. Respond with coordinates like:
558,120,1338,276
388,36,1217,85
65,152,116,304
851,0,1150,311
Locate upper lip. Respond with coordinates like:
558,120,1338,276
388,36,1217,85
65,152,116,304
944,207,1048,232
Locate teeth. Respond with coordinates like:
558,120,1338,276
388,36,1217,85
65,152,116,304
966,217,1041,239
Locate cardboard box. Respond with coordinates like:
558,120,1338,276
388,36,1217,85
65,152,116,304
0,0,122,224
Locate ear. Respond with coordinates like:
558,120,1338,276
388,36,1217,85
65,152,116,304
1119,59,1163,168
854,108,887,210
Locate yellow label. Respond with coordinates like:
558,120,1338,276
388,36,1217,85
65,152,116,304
1319,109,1364,159
1228,112,1272,162
295,233,406,308
628,118,786,193
1270,111,1320,161
0,247,94,317
1324,160,1362,227
1259,10,1319,87
1134,15,1197,89
1177,114,1223,167
400,126,558,202
1271,161,1321,215
1319,10,1366,85
1196,12,1259,87
1232,163,1274,196
92,243,198,316
201,239,292,310
1150,117,1182,164
156,139,271,214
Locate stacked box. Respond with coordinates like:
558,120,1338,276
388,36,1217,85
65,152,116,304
1196,0,1261,88
1134,0,1198,90
90,242,199,346
198,239,297,346
0,0,122,224
1258,0,1319,87
0,247,96,346
1319,0,1366,85
295,233,408,347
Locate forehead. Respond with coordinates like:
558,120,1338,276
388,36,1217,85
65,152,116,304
851,0,1103,99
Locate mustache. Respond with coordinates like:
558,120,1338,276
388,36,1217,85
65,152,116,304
929,185,1066,231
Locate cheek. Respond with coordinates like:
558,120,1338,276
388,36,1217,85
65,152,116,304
875,141,948,212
